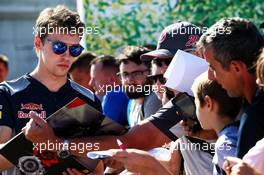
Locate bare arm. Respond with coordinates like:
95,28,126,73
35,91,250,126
0,154,14,171
110,149,173,175
0,126,12,144
0,126,15,170
23,113,171,157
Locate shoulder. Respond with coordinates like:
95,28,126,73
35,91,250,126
69,80,102,112
69,80,95,102
105,90,128,101
215,131,237,156
0,75,30,96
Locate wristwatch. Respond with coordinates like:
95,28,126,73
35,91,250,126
57,139,71,159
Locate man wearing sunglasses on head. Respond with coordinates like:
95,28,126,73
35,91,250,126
141,21,201,105
0,5,101,174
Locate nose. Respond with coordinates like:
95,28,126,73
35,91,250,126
160,65,168,74
61,48,72,61
122,76,135,85
207,68,216,80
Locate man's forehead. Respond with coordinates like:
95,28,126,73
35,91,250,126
119,62,147,73
47,34,81,44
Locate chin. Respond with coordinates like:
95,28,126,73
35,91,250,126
54,72,68,77
155,92,163,101
227,91,240,98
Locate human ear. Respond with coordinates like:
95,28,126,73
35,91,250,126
204,95,213,111
34,37,42,50
230,60,246,73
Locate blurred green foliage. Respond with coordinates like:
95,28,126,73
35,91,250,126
84,0,264,55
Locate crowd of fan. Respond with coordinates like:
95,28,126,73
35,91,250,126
1,4,264,175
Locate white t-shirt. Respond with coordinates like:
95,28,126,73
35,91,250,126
243,137,264,173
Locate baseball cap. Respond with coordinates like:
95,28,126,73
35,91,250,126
140,21,203,61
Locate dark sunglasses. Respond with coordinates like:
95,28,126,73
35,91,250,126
147,74,166,84
46,38,84,57
152,58,172,67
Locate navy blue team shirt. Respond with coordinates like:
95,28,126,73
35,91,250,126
0,74,102,135
236,88,264,158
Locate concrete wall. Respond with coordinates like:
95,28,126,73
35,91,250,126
0,0,76,80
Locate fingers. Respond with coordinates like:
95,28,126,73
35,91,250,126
223,157,244,175
225,156,243,166
179,120,192,132
21,110,58,144
29,111,47,127
223,160,231,175
63,168,84,175
112,150,132,159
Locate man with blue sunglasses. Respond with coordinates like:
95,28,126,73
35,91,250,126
0,5,101,175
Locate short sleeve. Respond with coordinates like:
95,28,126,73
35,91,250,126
102,91,128,125
0,89,14,129
148,97,183,141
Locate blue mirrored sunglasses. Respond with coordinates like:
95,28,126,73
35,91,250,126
46,38,84,57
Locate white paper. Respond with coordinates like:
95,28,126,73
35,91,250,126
87,151,113,159
164,50,208,96
148,148,170,160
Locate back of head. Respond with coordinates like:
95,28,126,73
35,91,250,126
192,72,242,119
117,46,151,68
91,55,119,73
197,17,264,73
69,52,96,72
34,5,85,43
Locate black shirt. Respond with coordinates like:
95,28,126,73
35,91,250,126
0,74,101,135
236,88,264,158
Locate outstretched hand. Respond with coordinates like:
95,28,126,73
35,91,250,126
223,157,261,175
21,111,58,144
108,149,172,175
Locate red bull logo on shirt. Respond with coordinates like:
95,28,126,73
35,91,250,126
18,103,46,119
18,111,46,119
21,103,43,110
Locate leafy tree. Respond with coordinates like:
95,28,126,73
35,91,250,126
84,0,264,55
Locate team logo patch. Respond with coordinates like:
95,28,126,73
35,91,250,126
18,103,46,119
21,103,43,110
18,111,46,119
185,35,199,47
